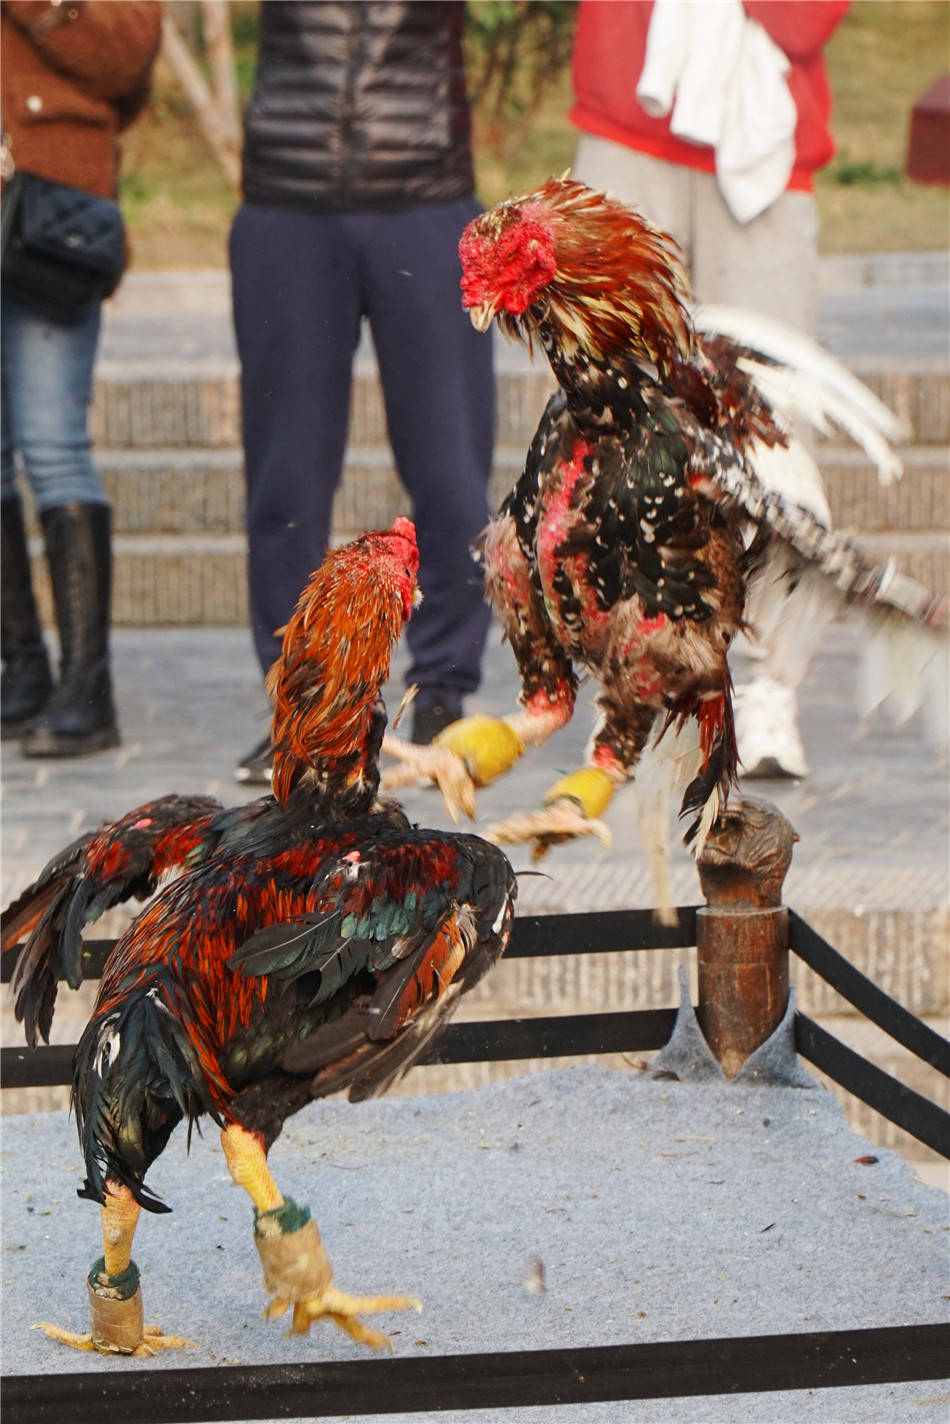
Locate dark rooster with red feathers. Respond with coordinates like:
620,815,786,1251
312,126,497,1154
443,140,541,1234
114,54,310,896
385,179,946,910
2,518,516,1356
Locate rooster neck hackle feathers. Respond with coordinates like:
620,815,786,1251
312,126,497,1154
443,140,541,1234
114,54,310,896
459,178,693,392
267,520,419,807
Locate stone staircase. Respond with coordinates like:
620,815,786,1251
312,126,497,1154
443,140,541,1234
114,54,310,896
23,300,950,626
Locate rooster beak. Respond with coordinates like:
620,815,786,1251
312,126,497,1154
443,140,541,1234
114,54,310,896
467,301,497,334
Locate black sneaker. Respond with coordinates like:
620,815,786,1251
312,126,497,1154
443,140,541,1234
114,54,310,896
235,733,273,785
411,700,462,746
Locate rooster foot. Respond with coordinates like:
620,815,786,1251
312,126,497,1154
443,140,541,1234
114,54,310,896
255,1198,420,1351
265,1282,422,1350
32,1321,196,1357
33,1258,196,1355
382,717,526,821
485,798,613,860
381,733,476,820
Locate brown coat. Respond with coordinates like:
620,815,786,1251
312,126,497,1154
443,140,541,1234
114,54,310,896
1,0,162,199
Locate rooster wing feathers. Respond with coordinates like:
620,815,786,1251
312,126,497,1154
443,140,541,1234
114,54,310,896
2,794,224,1045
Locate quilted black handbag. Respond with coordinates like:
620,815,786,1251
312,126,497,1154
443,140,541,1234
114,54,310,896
1,171,125,322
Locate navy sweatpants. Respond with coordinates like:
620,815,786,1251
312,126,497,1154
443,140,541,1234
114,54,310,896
230,197,495,701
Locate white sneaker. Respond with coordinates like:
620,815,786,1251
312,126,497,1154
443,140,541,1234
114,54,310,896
733,677,809,780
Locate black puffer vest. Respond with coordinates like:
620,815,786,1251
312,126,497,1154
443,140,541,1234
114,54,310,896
241,1,475,212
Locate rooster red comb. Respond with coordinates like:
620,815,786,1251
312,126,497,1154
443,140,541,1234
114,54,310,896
459,178,692,377
385,517,418,568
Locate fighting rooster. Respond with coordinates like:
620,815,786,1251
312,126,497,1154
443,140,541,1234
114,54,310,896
384,179,945,903
3,518,516,1356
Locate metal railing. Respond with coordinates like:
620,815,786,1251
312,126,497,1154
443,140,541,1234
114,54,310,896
2,906,948,1420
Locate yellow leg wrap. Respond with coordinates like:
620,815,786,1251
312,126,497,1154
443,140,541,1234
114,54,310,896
543,765,616,820
433,715,525,785
255,1198,421,1347
87,1276,145,1354
255,1207,334,1309
221,1123,284,1212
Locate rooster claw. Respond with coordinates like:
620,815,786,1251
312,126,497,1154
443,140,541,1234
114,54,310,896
265,1285,422,1350
32,1320,195,1356
484,798,613,859
381,733,477,821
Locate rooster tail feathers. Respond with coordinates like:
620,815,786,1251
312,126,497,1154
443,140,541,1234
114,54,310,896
743,552,836,690
73,990,212,1212
695,303,906,484
857,611,950,736
678,689,738,855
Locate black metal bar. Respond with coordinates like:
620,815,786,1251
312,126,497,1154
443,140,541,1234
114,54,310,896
1,1045,74,1090
1,1010,680,1090
790,913,950,1077
3,1323,947,1424
505,907,698,958
422,1009,678,1064
795,1014,950,1159
0,908,700,985
0,939,115,985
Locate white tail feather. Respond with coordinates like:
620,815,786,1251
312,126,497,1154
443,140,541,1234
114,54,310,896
631,718,728,921
858,616,950,732
743,429,832,522
695,304,906,485
745,558,836,689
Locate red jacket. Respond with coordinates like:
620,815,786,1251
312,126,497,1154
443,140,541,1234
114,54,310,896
570,0,849,192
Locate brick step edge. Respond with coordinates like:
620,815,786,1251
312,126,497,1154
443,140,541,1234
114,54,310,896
22,529,946,627
22,444,950,539
88,364,950,449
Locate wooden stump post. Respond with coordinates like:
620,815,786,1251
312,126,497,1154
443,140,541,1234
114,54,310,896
695,797,798,1079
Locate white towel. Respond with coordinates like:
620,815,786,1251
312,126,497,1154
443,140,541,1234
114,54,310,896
637,0,796,224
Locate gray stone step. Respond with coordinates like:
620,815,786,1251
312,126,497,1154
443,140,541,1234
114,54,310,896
70,442,947,539
27,528,947,628
90,359,950,450
24,442,949,626
820,444,949,532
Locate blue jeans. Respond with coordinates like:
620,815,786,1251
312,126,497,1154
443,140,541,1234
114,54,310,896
230,198,494,699
0,291,106,511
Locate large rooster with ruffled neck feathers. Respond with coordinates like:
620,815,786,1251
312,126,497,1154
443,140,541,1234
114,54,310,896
384,179,945,907
3,518,516,1358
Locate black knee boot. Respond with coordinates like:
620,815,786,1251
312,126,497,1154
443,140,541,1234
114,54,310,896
21,502,120,757
1,496,53,739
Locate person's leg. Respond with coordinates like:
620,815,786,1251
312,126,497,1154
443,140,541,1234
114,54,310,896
1,291,119,756
691,176,823,777
230,204,363,680
573,136,694,260
690,177,819,334
0,296,53,735
359,199,494,735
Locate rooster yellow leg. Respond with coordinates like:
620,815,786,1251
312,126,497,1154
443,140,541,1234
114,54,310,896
33,1181,195,1356
382,716,526,820
382,702,570,820
221,1122,421,1350
485,763,621,859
